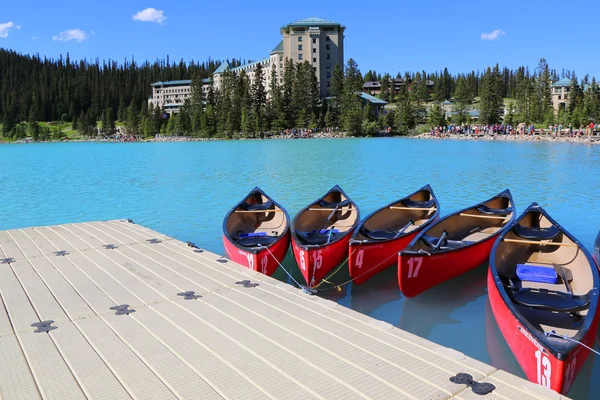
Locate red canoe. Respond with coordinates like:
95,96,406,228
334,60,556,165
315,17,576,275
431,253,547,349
488,203,599,394
348,184,440,285
223,187,290,276
291,185,360,287
594,230,600,268
398,189,515,298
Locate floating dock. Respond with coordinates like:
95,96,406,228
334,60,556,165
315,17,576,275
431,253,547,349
0,220,566,399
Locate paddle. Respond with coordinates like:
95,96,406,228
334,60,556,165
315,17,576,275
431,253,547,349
432,230,448,252
393,219,415,239
316,204,340,233
326,226,335,244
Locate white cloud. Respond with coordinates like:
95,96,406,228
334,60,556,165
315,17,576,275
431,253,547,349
0,21,20,38
481,29,506,41
52,29,89,43
31,36,38,40
133,8,166,24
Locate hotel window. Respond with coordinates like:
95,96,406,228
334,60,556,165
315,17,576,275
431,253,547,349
326,36,330,41
327,81,330,87
312,38,316,44
313,57,316,63
298,54,303,60
326,44,330,50
298,36,302,41
327,63,331,69
298,44,302,51
327,72,331,78
326,53,330,60
558,95,562,100
313,48,316,53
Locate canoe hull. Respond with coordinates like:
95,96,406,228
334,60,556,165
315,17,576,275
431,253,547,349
398,235,496,298
349,232,417,285
487,269,598,394
223,231,290,276
292,234,351,287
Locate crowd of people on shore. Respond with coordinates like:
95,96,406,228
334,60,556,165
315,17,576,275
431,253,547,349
429,122,598,138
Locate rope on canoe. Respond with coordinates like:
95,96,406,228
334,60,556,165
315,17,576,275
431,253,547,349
316,244,400,292
257,244,303,288
545,331,600,357
312,247,358,290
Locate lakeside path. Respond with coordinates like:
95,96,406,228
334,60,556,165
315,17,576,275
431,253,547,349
415,133,600,144
2,132,599,144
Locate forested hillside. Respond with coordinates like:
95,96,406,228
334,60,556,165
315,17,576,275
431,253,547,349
1,48,599,140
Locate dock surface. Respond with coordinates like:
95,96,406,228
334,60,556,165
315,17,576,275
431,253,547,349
0,220,565,399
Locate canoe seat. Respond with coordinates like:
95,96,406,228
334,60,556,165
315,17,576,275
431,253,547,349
318,199,351,208
477,205,512,216
421,234,474,251
237,236,279,247
360,228,401,241
509,288,591,312
296,230,340,245
513,225,560,240
240,201,274,211
403,198,435,208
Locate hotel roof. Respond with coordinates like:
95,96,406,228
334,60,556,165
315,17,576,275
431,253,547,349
270,40,283,54
151,78,211,87
231,57,271,72
282,17,343,28
360,92,387,105
552,77,572,87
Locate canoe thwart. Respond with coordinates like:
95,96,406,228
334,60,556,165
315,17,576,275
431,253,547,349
234,209,283,213
459,213,507,220
308,207,352,211
503,238,578,247
390,206,436,211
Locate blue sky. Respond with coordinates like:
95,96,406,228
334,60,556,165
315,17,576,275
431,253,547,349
2,0,599,79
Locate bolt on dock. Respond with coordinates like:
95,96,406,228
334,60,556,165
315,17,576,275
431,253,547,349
0,220,566,399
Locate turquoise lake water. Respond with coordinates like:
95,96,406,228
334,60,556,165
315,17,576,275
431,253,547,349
1,138,599,398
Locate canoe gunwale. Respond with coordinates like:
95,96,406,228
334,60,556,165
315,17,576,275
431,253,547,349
489,202,600,359
350,184,441,246
290,185,360,251
399,188,516,256
222,186,291,256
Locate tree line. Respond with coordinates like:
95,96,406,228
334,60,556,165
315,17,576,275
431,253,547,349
1,48,599,140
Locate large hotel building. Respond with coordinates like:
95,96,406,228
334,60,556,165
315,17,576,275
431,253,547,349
149,17,345,113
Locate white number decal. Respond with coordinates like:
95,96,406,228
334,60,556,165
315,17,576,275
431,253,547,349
299,251,306,271
314,250,323,270
356,249,364,269
246,253,254,269
260,256,268,274
407,258,422,278
535,350,551,388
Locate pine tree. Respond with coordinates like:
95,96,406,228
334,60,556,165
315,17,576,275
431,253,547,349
251,63,267,134
427,103,445,127
126,103,139,135
479,65,504,124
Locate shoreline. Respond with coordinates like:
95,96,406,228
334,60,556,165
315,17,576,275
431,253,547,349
415,132,600,144
2,131,599,144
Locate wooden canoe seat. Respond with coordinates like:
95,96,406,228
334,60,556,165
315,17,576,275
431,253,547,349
513,225,560,240
477,205,512,216
237,236,279,247
318,199,351,209
420,234,474,251
240,201,274,211
509,288,591,312
403,198,435,208
296,230,340,245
